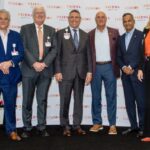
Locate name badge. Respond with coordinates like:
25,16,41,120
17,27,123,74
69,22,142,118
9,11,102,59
45,36,51,47
11,43,19,56
64,28,70,39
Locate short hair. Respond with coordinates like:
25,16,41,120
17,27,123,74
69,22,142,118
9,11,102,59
122,13,134,20
32,5,46,17
69,9,80,16
0,9,10,21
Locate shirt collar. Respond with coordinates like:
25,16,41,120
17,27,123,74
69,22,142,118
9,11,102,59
69,26,79,32
126,28,135,35
35,23,44,30
0,29,10,37
96,26,107,33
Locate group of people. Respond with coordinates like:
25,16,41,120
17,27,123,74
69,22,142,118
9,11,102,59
0,5,150,143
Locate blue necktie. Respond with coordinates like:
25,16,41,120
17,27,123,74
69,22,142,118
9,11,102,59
73,29,79,49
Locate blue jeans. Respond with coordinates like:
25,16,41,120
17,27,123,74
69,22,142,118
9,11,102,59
91,63,117,125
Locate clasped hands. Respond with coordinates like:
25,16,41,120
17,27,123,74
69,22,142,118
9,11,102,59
32,62,47,72
55,72,92,85
0,61,12,74
122,66,134,75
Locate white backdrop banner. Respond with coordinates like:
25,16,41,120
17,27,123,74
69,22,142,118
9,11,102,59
2,0,150,127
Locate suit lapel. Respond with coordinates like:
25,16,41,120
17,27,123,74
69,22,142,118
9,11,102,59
108,27,113,52
126,29,137,52
68,27,75,49
0,36,5,56
31,24,39,51
78,29,83,51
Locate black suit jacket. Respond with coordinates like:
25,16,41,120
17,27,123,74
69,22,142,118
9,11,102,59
20,23,57,77
55,27,92,80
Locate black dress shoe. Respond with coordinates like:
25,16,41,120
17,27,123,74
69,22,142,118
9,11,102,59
122,128,138,135
21,131,31,138
37,129,49,137
137,130,143,138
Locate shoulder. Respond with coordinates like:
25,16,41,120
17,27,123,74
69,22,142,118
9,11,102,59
44,24,55,31
107,26,119,33
9,30,21,37
88,28,95,35
21,23,33,29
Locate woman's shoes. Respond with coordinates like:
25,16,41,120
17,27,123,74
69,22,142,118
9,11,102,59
141,137,150,142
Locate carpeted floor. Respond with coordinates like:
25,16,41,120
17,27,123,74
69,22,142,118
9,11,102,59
0,125,150,150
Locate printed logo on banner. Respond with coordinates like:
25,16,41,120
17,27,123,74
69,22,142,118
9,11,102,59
144,4,150,9
85,6,100,10
135,15,149,21
27,2,42,7
47,5,62,9
125,6,139,10
66,5,81,9
8,1,23,6
105,5,120,11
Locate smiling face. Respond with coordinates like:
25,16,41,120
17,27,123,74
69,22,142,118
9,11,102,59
123,14,135,32
95,11,107,30
33,6,46,26
68,11,81,29
0,12,10,31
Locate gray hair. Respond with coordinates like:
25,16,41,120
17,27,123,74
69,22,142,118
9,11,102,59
0,9,10,21
32,5,46,17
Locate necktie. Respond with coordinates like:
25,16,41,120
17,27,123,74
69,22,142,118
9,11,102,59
73,29,79,49
37,26,43,60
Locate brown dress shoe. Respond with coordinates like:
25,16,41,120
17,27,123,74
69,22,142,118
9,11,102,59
63,129,71,137
76,128,86,135
9,132,21,141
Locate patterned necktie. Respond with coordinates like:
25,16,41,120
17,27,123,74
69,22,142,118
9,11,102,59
37,26,43,60
73,29,79,49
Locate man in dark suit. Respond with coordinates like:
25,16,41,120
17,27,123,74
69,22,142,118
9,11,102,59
0,9,24,141
55,9,92,136
117,13,145,137
89,11,120,135
20,6,57,138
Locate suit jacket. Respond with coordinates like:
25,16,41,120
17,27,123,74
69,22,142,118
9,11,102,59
20,23,57,77
117,29,144,72
55,27,92,80
89,27,120,78
0,30,24,85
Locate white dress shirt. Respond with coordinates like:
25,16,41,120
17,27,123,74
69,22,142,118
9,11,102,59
95,27,111,62
0,29,10,54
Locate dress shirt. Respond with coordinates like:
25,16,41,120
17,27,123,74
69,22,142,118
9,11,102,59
69,27,80,41
0,29,10,54
35,23,44,37
95,27,111,62
125,28,135,50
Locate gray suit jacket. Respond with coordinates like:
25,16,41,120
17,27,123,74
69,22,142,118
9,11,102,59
20,23,57,77
55,27,92,80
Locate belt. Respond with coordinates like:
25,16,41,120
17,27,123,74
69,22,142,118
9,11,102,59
96,61,112,65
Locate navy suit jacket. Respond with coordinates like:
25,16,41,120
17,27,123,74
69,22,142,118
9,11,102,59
0,30,24,85
117,29,144,72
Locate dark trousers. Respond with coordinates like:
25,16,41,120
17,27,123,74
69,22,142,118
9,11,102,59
121,71,145,130
59,74,85,129
22,74,51,131
91,63,117,125
144,61,150,136
0,82,17,135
